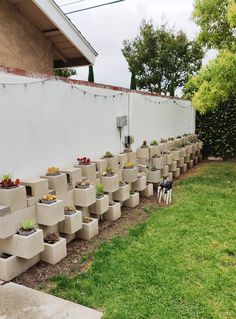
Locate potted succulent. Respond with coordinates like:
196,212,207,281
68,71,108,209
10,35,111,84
103,151,114,158
18,219,36,236
75,177,90,189
160,138,167,143
109,200,116,206
96,183,105,199
0,174,20,189
40,194,57,204
140,140,148,148
102,167,115,177
77,157,91,165
123,161,135,169
64,205,76,215
150,140,158,146
123,148,132,153
46,167,60,176
44,232,60,244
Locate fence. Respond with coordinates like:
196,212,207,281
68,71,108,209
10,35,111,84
0,68,194,178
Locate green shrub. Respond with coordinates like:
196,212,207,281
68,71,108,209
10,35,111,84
196,98,236,159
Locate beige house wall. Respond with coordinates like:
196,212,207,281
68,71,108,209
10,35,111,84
0,1,54,73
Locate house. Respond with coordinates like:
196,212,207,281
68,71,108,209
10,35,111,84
0,0,97,74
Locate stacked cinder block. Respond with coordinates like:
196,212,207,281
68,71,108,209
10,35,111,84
0,184,42,281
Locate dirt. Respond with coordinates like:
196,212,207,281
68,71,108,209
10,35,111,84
12,162,206,291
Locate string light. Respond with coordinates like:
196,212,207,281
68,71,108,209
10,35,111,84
144,96,190,109
0,76,188,106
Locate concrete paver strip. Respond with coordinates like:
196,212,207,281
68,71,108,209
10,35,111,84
0,282,103,319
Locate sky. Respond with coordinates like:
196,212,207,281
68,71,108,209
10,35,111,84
55,0,216,88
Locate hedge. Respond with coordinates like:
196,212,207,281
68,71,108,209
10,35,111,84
196,98,236,159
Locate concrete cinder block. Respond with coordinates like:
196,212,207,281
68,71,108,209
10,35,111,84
137,157,149,166
123,192,139,208
118,153,128,169
147,169,161,183
40,238,67,265
169,161,177,172
27,196,38,207
184,154,191,163
132,176,147,191
181,163,188,174
60,233,76,244
39,224,59,238
140,183,153,198
0,229,44,259
92,159,108,174
77,218,99,240
165,153,174,165
179,148,187,158
168,172,173,182
58,210,82,234
60,167,82,189
127,151,137,164
76,163,96,180
152,157,165,170
106,156,119,172
177,158,185,168
36,200,65,226
20,178,49,199
198,141,203,150
41,174,68,195
186,144,193,154
0,254,40,282
136,147,149,159
73,186,96,207
122,167,138,183
188,159,194,169
101,175,119,193
0,186,27,212
149,145,161,158
172,150,181,161
103,203,121,221
89,195,109,215
161,165,169,177
113,184,130,202
174,168,181,178
0,206,36,239
57,190,74,206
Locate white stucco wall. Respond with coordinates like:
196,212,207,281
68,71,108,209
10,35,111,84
0,70,194,178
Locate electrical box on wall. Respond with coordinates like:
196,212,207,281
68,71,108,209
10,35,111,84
116,115,127,128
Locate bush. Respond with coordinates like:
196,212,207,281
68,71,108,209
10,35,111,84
196,98,236,159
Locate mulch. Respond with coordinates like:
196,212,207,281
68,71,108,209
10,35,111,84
12,163,205,290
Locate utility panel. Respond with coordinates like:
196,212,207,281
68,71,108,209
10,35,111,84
116,115,127,128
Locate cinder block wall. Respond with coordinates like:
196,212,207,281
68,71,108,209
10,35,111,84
0,69,195,179
0,1,53,74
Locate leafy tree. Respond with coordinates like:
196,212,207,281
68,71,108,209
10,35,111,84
184,50,236,113
122,21,204,96
185,0,236,113
193,0,236,51
54,68,76,78
88,65,94,82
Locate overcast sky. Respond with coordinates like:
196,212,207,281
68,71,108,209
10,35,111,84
55,0,215,88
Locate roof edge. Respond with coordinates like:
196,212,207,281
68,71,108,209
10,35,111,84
32,0,98,64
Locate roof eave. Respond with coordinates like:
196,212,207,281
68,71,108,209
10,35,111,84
32,0,98,65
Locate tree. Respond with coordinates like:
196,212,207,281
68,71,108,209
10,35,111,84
130,69,137,90
184,50,236,113
88,65,94,82
54,68,76,78
184,0,236,113
122,21,204,96
193,0,236,51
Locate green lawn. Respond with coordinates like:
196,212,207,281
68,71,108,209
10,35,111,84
50,163,236,319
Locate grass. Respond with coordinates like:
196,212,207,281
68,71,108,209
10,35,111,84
50,163,236,319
